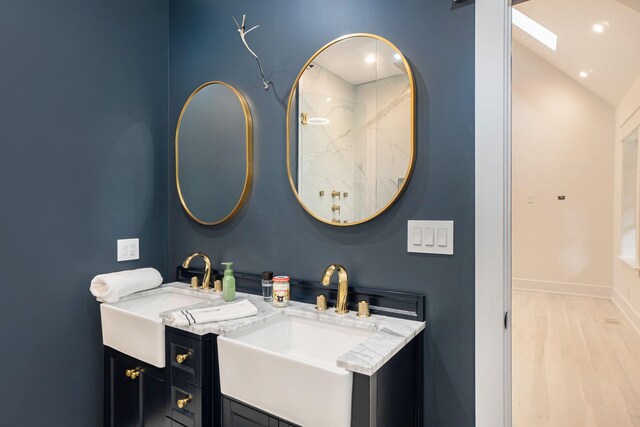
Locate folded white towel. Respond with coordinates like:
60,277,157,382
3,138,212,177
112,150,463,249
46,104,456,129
167,299,258,326
90,268,163,302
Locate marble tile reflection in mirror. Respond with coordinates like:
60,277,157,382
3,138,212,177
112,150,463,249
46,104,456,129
287,34,415,226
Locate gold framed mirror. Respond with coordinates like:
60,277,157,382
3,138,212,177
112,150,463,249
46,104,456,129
286,33,415,226
176,81,253,225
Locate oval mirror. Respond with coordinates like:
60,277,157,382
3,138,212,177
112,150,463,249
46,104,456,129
176,81,252,225
287,34,415,226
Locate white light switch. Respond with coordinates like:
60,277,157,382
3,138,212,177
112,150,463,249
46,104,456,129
412,227,422,245
437,228,447,247
425,228,435,246
407,221,454,255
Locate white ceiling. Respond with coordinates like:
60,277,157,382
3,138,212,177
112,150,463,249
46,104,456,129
514,0,640,106
312,37,405,86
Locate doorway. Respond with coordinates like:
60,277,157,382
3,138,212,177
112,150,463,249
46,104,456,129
511,0,640,425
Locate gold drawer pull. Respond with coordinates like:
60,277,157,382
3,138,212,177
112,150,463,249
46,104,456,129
176,353,190,364
125,369,140,380
177,395,192,409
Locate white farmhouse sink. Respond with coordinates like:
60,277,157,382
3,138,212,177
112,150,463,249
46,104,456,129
218,315,375,427
100,288,209,367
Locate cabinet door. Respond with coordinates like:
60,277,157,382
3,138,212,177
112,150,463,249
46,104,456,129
222,397,278,427
142,371,168,427
105,347,168,427
107,349,140,427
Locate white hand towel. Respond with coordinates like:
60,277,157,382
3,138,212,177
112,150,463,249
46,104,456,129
167,299,258,326
90,268,163,302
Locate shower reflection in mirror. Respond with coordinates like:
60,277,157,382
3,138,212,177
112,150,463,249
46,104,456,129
288,34,415,226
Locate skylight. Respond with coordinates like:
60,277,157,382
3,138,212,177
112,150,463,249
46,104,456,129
512,9,557,51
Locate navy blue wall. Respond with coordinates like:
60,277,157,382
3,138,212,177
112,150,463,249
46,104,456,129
0,1,168,425
168,1,475,426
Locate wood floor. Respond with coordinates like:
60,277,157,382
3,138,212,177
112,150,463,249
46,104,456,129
512,290,640,427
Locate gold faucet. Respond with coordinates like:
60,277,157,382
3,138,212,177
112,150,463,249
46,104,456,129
182,252,212,289
321,264,349,314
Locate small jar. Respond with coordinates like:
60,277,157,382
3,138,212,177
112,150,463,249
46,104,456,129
272,276,290,307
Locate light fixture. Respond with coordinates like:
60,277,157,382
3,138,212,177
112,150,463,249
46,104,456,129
308,117,330,126
592,21,609,34
326,97,332,102
512,9,557,51
364,54,376,64
393,53,401,61
579,70,589,78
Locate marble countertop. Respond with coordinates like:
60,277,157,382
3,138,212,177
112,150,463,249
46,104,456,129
142,282,425,376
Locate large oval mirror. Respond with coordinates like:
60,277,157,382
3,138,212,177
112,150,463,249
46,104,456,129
176,81,252,225
287,34,415,226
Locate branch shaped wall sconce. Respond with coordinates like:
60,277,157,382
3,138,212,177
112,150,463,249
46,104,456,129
233,14,271,91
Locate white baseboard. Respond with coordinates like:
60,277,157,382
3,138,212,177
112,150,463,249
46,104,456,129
512,278,612,298
612,288,640,336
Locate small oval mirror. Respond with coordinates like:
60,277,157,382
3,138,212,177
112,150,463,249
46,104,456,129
176,81,252,225
287,34,415,226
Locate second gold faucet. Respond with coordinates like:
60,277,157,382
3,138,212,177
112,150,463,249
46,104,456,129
320,264,349,314
182,252,212,289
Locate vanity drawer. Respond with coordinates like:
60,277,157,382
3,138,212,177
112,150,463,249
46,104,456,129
168,377,202,427
168,331,203,386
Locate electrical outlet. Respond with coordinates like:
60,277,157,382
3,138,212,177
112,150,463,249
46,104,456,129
117,238,139,261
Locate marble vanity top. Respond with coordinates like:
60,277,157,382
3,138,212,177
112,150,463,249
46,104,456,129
127,282,425,376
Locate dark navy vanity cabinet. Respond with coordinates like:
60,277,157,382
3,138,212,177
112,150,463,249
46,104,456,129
104,348,168,427
105,328,421,427
165,327,219,427
104,271,424,426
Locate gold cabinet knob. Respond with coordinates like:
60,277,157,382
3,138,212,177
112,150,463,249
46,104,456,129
177,395,192,409
176,353,190,364
125,369,140,380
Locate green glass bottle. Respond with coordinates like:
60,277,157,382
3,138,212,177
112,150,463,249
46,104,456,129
221,262,236,302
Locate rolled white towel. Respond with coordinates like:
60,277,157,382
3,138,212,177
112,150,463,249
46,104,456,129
90,268,163,302
166,299,257,326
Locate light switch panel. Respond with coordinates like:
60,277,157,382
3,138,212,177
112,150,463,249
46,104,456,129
407,221,454,255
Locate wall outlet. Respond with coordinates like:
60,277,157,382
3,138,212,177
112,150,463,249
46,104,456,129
117,238,139,261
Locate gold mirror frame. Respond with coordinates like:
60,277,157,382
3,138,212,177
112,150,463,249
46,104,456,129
286,33,416,226
175,81,253,225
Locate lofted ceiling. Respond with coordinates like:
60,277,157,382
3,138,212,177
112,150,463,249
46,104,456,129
514,0,640,106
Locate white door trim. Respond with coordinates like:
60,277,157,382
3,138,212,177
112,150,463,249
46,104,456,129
475,1,512,426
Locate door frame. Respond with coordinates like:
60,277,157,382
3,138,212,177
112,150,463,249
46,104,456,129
475,1,512,426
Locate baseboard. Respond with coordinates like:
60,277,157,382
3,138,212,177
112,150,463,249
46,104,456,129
612,288,640,336
512,278,612,298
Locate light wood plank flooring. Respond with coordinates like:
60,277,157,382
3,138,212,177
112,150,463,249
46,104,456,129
513,290,640,427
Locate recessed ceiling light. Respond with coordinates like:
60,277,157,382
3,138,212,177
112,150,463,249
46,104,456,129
579,70,589,78
512,9,557,51
393,53,401,61
326,97,332,102
592,23,605,33
364,54,376,64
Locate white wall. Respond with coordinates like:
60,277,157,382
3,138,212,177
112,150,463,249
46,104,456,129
613,73,640,332
512,41,615,296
